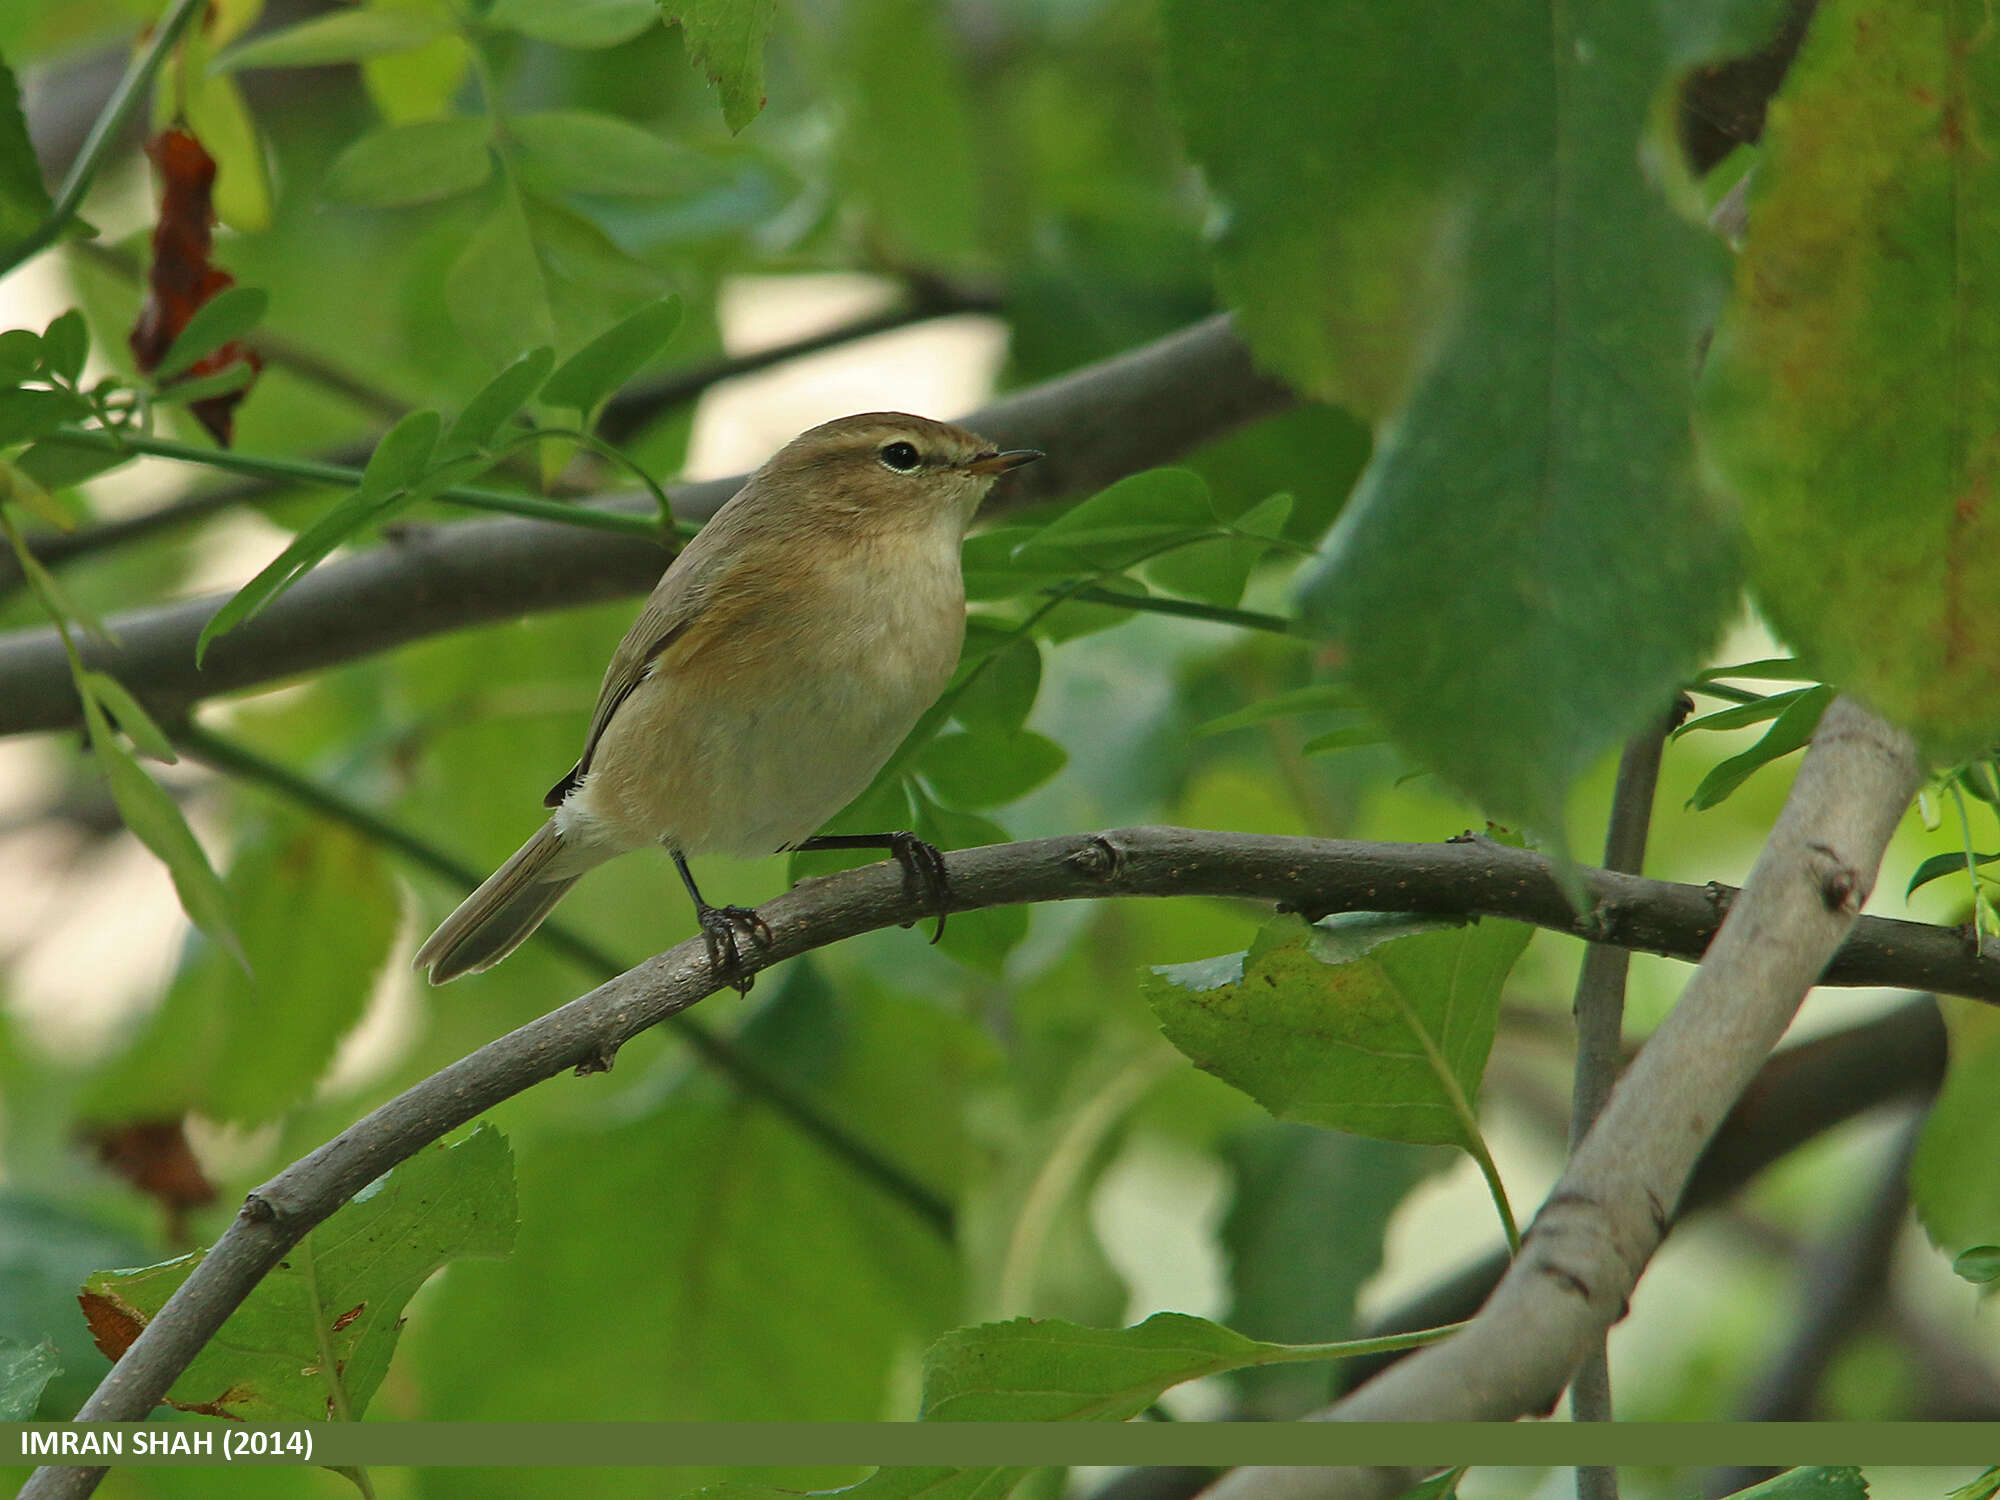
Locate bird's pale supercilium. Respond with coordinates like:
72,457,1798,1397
414,412,1044,989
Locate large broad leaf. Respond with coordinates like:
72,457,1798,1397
1144,914,1531,1150
1162,0,1779,833
489,0,660,49
80,821,399,1127
1699,0,2000,757
661,0,777,134
0,57,54,259
79,1127,517,1422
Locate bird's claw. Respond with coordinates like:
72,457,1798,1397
697,903,772,993
886,832,951,943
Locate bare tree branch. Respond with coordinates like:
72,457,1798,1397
16,809,1981,1496
1203,696,1925,1500
1568,702,1681,1454
0,314,1293,739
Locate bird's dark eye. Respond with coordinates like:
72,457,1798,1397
878,441,921,472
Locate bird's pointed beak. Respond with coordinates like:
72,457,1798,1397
963,448,1044,476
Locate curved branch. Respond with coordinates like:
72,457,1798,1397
20,815,1992,1497
0,314,1293,738
1204,696,1926,1500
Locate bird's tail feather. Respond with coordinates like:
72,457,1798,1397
415,821,596,984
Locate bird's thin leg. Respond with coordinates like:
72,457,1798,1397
792,831,950,942
672,849,771,993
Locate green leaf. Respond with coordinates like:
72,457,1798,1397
950,637,1042,737
1674,687,1816,737
0,326,41,382
180,58,272,231
445,187,556,360
1166,2,1771,833
197,409,442,661
2,500,113,645
213,5,454,70
12,438,128,492
661,0,778,133
1687,683,1835,811
1145,913,1531,1150
1695,656,1810,682
922,1311,1313,1421
94,728,244,971
1197,683,1357,738
38,309,86,383
1908,849,2000,899
1300,724,1387,757
962,527,1076,602
1699,0,2000,758
0,386,89,445
1914,1004,2000,1263
834,0,978,264
444,345,556,459
1221,1126,1442,1418
1017,468,1217,568
919,730,1066,809
541,295,683,414
488,0,661,48
152,285,268,383
323,117,493,209
1726,1471,1869,1500
80,1126,516,1420
151,362,258,408
0,1336,59,1421
358,407,443,499
80,671,176,762
0,58,53,260
510,110,685,198
1952,1246,2000,1284
80,822,399,1126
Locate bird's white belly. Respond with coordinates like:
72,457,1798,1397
561,551,962,857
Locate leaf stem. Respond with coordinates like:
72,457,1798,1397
0,0,207,277
173,720,956,1239
1385,983,1521,1255
35,428,664,539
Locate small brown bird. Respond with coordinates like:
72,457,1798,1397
414,412,1043,988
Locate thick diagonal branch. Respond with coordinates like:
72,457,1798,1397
1202,697,1925,1500
0,314,1292,739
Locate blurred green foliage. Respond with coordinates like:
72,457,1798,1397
0,2,1997,1494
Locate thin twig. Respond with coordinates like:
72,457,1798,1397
0,0,207,276
176,721,955,1237
1568,701,1682,1452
